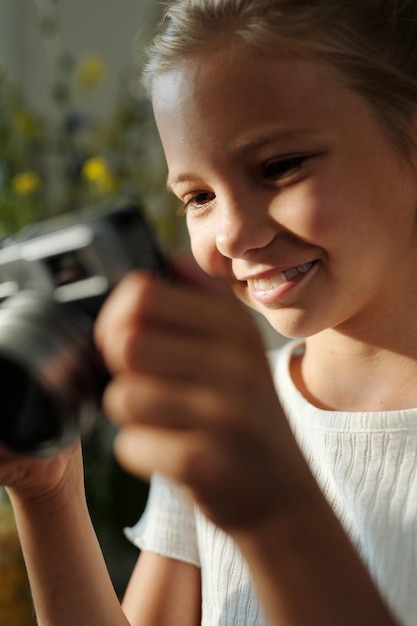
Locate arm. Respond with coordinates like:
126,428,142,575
123,551,201,626
95,261,399,626
7,447,202,626
6,444,130,626
233,480,396,626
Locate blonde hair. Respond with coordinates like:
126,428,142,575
140,0,417,155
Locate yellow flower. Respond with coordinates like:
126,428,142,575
11,171,42,196
75,54,106,89
81,156,115,194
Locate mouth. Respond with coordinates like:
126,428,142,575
246,261,316,292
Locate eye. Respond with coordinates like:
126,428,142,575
262,155,311,181
178,190,216,215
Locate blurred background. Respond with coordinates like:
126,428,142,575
0,0,285,619
0,0,174,607
0,0,182,243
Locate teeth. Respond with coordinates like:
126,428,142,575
281,267,300,281
251,262,314,291
297,262,314,274
253,277,283,290
282,261,314,281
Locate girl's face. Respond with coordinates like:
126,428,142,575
152,43,417,339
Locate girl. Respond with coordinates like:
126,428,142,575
2,1,417,624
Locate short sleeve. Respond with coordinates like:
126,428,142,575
124,473,200,568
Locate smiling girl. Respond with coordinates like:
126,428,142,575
2,2,417,625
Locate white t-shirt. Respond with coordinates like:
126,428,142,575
126,340,417,625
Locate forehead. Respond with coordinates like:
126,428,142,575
151,43,376,171
154,41,344,103
154,44,342,120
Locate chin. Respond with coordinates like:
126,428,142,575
233,287,326,340
257,307,325,341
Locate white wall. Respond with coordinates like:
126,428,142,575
0,1,24,80
0,0,160,116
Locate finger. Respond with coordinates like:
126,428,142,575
102,371,237,429
95,272,260,362
97,269,239,338
0,443,24,461
113,423,207,485
96,254,235,351
99,310,264,386
103,374,196,428
102,349,279,435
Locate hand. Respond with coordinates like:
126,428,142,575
0,441,83,504
95,257,313,532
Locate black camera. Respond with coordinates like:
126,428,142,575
0,197,167,456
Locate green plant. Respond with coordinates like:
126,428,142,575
0,0,182,248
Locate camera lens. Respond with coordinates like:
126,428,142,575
0,359,65,454
0,292,105,456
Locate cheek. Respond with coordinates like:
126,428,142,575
285,179,350,242
187,220,228,278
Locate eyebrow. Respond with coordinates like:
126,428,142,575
230,127,320,155
166,174,201,193
166,127,320,192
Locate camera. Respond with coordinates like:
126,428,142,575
0,197,167,456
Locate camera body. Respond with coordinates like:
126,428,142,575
0,197,167,456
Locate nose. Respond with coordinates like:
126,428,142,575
215,190,276,259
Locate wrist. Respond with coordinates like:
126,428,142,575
231,489,396,626
231,476,326,555
6,443,85,514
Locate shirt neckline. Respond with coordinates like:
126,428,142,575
272,340,417,433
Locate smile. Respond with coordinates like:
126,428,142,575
244,260,317,306
249,261,315,291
